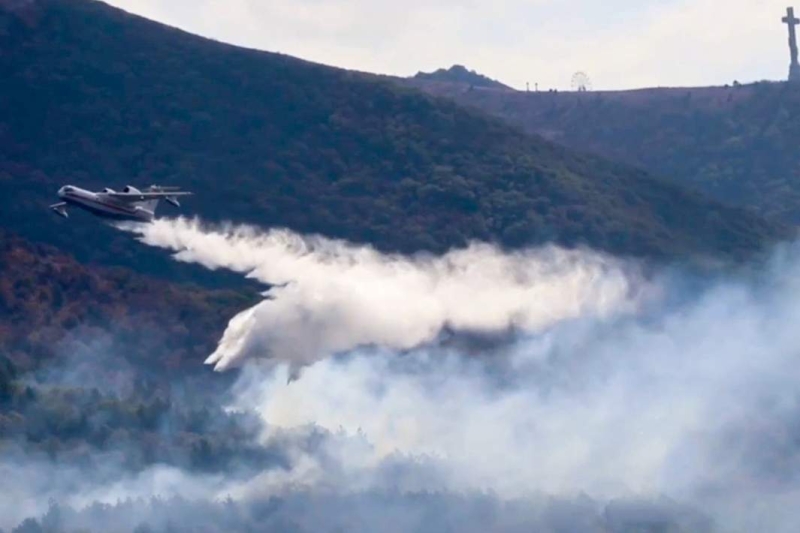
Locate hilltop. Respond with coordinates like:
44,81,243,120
405,78,800,224
412,65,512,90
0,0,791,281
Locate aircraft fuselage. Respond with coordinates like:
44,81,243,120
57,185,155,222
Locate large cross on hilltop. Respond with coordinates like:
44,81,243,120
783,7,800,82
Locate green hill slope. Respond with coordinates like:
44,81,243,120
405,80,800,224
0,0,790,280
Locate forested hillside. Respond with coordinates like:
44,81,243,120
0,0,790,283
406,79,800,224
0,224,265,490
0,229,252,375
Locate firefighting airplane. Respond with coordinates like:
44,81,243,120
50,184,192,222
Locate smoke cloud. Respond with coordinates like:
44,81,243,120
122,217,645,371
17,218,793,532
226,269,800,532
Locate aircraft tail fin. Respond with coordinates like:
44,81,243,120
138,199,160,215
136,185,188,217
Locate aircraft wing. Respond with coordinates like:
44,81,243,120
50,202,68,218
147,186,184,191
105,191,192,202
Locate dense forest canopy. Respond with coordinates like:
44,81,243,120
0,0,790,286
0,229,264,529
405,79,800,225
0,229,252,375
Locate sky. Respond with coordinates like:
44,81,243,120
105,0,795,91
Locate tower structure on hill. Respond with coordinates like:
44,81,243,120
783,7,800,82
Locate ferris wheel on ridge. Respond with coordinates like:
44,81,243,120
570,71,592,92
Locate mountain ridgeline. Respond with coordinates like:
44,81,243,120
0,0,790,283
405,80,800,225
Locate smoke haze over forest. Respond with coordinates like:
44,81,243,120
5,218,800,532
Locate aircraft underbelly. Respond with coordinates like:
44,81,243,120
65,197,152,222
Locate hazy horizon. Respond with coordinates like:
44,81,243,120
102,0,799,91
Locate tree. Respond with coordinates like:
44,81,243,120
11,519,42,533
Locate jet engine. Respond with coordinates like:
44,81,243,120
123,185,141,194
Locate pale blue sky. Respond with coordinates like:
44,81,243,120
106,0,794,90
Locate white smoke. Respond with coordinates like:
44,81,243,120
0,460,225,528
123,217,646,371
116,218,800,531
226,244,800,533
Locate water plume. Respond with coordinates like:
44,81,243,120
121,217,645,371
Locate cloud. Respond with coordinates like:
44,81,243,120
103,0,793,89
